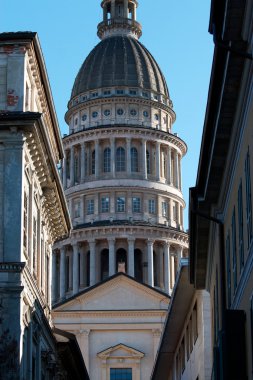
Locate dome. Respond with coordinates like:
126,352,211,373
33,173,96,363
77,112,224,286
71,36,169,100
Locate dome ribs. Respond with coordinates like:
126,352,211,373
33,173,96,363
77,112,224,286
70,36,170,99
128,37,144,88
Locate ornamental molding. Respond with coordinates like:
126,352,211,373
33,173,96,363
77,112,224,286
53,309,168,319
54,225,188,248
63,126,187,155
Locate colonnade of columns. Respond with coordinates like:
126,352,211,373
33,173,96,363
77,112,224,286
62,138,182,190
53,238,184,302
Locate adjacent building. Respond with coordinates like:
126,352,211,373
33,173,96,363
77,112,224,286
151,260,212,380
189,0,253,378
52,0,188,379
0,32,88,380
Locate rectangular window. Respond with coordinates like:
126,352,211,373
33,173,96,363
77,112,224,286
103,90,111,95
117,197,125,212
142,92,148,98
232,208,237,290
23,192,28,255
162,201,168,217
33,217,37,274
226,233,231,307
74,201,80,218
87,199,94,215
148,199,155,214
116,89,124,95
245,149,252,248
110,368,132,380
238,181,244,270
101,197,110,213
132,197,141,213
91,92,98,97
129,89,137,95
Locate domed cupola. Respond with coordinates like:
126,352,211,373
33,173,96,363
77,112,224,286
66,0,175,129
56,0,188,304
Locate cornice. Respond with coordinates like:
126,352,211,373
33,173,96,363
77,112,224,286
63,125,187,155
53,309,168,319
54,224,189,248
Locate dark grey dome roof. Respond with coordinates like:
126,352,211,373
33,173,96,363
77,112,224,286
71,36,169,99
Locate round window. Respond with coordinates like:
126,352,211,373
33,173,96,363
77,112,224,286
104,109,111,116
92,111,98,118
130,109,137,116
143,110,149,117
117,108,124,116
82,114,87,121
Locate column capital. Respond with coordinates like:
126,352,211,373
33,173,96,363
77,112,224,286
163,241,170,248
147,239,155,246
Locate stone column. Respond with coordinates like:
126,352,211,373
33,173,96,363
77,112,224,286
52,250,57,303
70,145,75,186
132,2,136,20
159,245,164,289
80,143,85,183
156,142,161,181
72,244,79,295
153,329,162,361
111,137,115,177
178,155,182,190
167,146,172,184
108,238,116,276
177,246,183,269
171,254,175,290
164,242,171,294
128,238,135,277
126,138,131,174
111,0,116,18
124,0,128,18
60,246,66,299
76,330,90,373
89,240,96,286
142,139,147,179
63,156,67,189
147,240,154,287
95,140,99,178
173,150,179,188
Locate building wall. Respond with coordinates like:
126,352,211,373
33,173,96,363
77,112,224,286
0,33,70,380
167,291,212,380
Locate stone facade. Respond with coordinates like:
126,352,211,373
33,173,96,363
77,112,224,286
0,32,88,380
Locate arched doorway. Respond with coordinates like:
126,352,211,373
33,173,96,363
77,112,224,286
134,249,143,282
116,248,127,273
100,249,109,281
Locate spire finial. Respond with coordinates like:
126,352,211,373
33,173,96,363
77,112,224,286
97,0,142,40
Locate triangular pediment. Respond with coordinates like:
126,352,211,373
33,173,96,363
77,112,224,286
97,343,144,359
54,274,169,312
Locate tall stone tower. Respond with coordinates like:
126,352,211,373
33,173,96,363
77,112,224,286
53,2,188,378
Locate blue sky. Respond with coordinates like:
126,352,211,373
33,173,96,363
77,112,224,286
2,0,213,228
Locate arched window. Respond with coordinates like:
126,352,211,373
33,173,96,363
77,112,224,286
146,150,150,174
131,147,138,172
116,248,127,273
91,150,95,175
104,148,111,173
116,147,126,172
100,249,109,281
74,152,80,183
134,249,143,282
